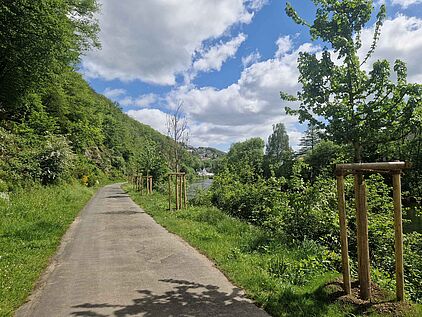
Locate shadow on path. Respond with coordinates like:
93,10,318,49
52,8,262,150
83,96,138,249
71,279,264,317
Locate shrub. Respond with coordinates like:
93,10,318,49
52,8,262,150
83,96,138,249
38,135,74,185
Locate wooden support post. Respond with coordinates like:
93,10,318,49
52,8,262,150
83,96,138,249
184,174,187,209
336,174,351,295
168,175,172,211
354,173,371,300
180,175,183,209
175,174,179,210
150,177,153,194
392,172,405,301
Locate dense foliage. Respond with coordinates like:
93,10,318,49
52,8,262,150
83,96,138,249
209,136,422,302
0,1,200,191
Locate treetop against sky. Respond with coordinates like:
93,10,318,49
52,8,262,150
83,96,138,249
80,0,422,151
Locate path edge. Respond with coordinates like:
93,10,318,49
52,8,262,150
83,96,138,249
14,185,105,317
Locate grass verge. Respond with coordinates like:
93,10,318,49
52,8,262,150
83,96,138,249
0,182,96,316
125,187,421,317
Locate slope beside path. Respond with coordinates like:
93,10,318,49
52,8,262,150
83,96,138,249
16,183,269,317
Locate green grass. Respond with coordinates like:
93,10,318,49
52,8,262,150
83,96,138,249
126,187,421,317
0,182,96,316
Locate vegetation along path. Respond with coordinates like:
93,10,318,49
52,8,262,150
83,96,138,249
16,184,268,317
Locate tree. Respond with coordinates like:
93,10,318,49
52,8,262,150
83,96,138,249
265,123,294,177
0,0,100,121
166,102,189,172
297,123,321,156
226,137,265,181
283,1,422,162
303,140,347,181
139,139,165,181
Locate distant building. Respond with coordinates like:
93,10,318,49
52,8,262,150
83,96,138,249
198,168,214,178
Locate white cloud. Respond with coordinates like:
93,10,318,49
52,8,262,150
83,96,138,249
359,15,422,83
124,14,422,151
242,51,261,68
193,34,246,72
246,0,268,10
82,0,261,85
120,93,158,108
391,0,422,8
103,88,126,99
165,39,315,149
275,35,293,58
164,15,422,150
127,108,168,134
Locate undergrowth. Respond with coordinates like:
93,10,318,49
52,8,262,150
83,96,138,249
0,182,96,316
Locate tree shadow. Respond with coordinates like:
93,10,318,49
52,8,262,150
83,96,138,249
272,280,411,317
98,210,142,215
71,279,267,317
105,195,130,199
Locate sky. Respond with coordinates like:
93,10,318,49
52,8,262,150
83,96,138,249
80,0,422,152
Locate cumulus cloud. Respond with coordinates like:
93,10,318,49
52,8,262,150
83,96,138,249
124,14,422,151
391,0,422,8
82,0,260,85
246,0,269,10
359,15,422,83
164,36,315,149
242,51,261,68
165,13,422,150
193,34,246,73
127,108,168,134
103,88,126,100
120,93,158,108
275,36,293,58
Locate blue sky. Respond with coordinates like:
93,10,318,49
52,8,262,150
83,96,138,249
81,0,422,151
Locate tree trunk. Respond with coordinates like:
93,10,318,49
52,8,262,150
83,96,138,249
353,142,363,163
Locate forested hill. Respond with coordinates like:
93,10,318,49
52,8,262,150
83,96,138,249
0,68,182,189
0,1,198,190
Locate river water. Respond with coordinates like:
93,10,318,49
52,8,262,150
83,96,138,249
187,178,213,200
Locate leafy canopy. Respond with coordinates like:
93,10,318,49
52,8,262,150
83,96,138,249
0,0,100,119
283,0,422,162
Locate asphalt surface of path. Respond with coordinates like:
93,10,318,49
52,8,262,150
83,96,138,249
16,184,269,317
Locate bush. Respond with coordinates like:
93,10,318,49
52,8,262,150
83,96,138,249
211,170,286,226
38,135,74,185
189,187,212,207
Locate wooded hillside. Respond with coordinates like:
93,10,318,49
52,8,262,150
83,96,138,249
0,1,197,190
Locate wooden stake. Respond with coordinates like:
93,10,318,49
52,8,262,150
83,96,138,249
150,177,153,194
184,175,187,209
354,173,371,300
179,175,183,209
392,172,405,301
336,174,351,295
168,175,172,211
175,175,179,210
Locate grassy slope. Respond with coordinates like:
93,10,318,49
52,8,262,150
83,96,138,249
0,183,96,316
125,187,421,317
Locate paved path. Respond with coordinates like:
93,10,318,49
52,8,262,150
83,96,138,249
16,184,269,317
